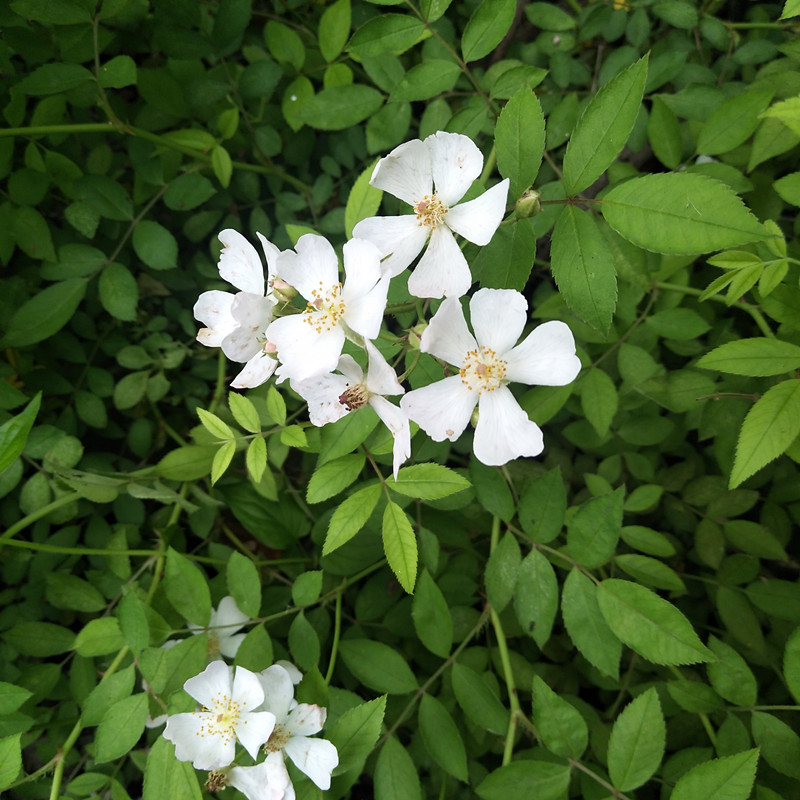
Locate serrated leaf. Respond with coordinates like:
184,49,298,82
476,762,571,800
518,467,566,543
211,145,233,188
374,737,422,800
785,627,800,704
143,736,202,800
211,440,236,484
607,687,666,791
0,391,40,473
601,173,769,254
390,463,470,499
95,694,148,763
132,220,178,271
496,89,545,199
451,662,509,735
320,0,351,62
348,14,429,58
306,454,365,503
698,338,800,377
339,640,417,693
551,205,617,332
197,408,234,440
485,532,521,613
580,368,617,437
697,91,773,156
412,569,452,655
419,693,468,781
383,501,417,593
514,548,558,648
563,54,648,195
532,675,588,759
227,392,261,433
750,713,800,780
98,55,137,88
671,749,759,800
566,487,624,568
226,551,261,618
345,159,382,238
730,379,800,488
99,263,138,322
0,733,22,791
473,217,537,291
164,547,211,626
597,579,714,665
462,0,516,63
329,695,387,775
323,483,382,554
391,60,461,101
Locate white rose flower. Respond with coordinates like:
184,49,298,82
353,131,509,299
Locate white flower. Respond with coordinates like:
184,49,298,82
352,131,509,299
256,664,339,792
291,339,410,479
193,229,282,389
400,288,581,466
267,234,389,383
187,595,250,660
228,753,296,800
163,661,276,770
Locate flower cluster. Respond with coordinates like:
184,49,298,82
162,661,338,800
194,132,581,472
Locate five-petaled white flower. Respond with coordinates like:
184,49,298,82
400,288,581,466
353,131,509,299
163,661,276,770
291,339,410,479
187,595,250,660
267,234,389,383
227,753,296,800
193,229,282,389
255,664,339,793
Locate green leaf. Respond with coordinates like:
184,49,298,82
601,173,769,254
98,55,137,88
3,621,75,656
484,531,521,614
143,736,202,800
774,172,800,206
82,666,136,725
518,467,566,543
706,635,758,706
117,591,149,654
345,159,382,238
339,640,417,693
10,0,93,24
18,62,93,95
781,0,800,19
319,406,378,464
514,548,558,648
0,682,32,715
451,662,509,734
614,554,686,592
390,463,471,499
597,579,714,665
99,263,138,322
1,278,86,348
307,454,365,503
46,572,106,612
730,379,800,488
132,220,178,271
374,737,422,800
646,308,711,340
197,408,234,440
211,145,233,188
382,501,417,593
164,174,216,211
302,85,384,130
418,693,468,781
75,617,125,657
412,569,452,656
0,391,40,473
648,95,682,170
751,712,800,780
13,206,56,261
551,205,617,332
566,487,624,568
324,483,381,554
211,440,236,485
228,392,261,434
474,217,537,291
580,368,617,437
226,551,261,618
348,14,429,57
562,54,648,195
0,734,22,791
532,675,588,759
245,437,267,484
607,687,666,791
391,60,461,101
461,0,516,63
288,611,320,671
265,385,286,426
76,175,133,221
329,695,386,775
165,547,211,626
495,89,545,201
95,694,148,763
265,20,305,71
319,0,351,62
291,571,323,607
698,338,800,377
671,749,759,800
785,627,800,704
477,762,571,800
697,91,773,156
155,445,215,481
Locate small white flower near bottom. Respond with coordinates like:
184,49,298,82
292,339,410,479
400,288,581,466
228,753,296,800
162,661,276,770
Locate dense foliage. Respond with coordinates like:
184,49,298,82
1,0,800,798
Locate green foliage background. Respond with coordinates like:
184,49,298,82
1,0,800,798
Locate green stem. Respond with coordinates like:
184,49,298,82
480,145,497,185
324,588,344,685
0,492,81,543
568,759,634,800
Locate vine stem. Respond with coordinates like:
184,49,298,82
0,492,81,543
568,759,634,800
489,516,522,766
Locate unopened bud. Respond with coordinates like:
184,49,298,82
270,277,297,304
407,322,427,350
515,188,542,218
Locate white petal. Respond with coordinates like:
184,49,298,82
445,179,509,245
407,226,472,299
420,296,476,367
210,596,249,637
337,354,365,385
218,229,266,295
286,703,326,737
364,339,403,396
237,710,277,761
291,372,350,427
163,711,234,770
284,737,339,790
184,660,232,708
369,395,411,479
469,288,528,355
342,237,382,296
426,131,484,206
370,138,432,205
277,234,339,301
269,316,345,383
504,320,582,386
229,753,292,800
473,386,544,466
232,665,266,711
400,376,476,443
344,274,389,340
218,633,246,659
257,665,297,722
256,231,281,284
352,216,429,278
219,293,272,362
275,661,303,684
194,290,237,347
231,351,278,389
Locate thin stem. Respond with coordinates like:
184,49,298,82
0,492,81,542
569,759,634,800
324,588,344,685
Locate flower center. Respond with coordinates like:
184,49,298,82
414,192,448,230
196,693,243,745
265,724,291,753
206,769,228,791
304,282,346,334
339,384,370,411
460,347,507,394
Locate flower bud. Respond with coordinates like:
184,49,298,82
270,277,297,304
515,188,542,218
407,322,427,350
